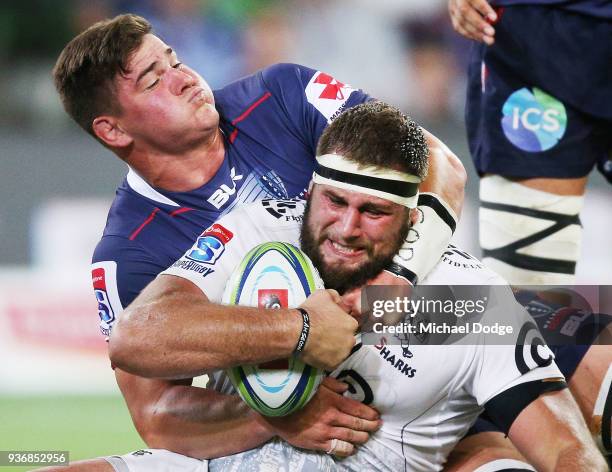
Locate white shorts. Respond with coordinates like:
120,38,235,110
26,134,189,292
105,449,208,472
105,440,336,472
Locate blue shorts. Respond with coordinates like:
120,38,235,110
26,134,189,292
466,5,612,178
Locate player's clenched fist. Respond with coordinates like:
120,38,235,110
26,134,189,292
297,289,358,371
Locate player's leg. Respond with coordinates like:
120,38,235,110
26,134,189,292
464,6,609,285
479,175,586,284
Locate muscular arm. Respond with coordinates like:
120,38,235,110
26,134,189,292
116,370,273,459
117,369,381,459
509,389,607,471
420,128,466,218
109,275,302,378
109,275,357,378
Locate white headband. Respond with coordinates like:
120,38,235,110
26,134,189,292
312,153,421,208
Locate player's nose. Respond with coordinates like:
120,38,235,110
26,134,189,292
337,208,362,239
169,68,197,96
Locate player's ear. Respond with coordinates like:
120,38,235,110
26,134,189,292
409,207,420,226
92,116,133,148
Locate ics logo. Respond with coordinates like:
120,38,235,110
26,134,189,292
501,87,567,152
186,224,233,264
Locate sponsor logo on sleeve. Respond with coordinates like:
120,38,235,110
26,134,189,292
91,261,123,336
186,224,234,265
305,71,356,123
262,199,302,222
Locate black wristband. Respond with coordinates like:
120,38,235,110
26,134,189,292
294,308,310,353
385,262,418,286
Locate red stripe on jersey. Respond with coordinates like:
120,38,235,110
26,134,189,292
169,207,194,217
129,207,160,240
230,92,272,143
232,92,272,125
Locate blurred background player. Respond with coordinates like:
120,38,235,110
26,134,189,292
448,0,612,285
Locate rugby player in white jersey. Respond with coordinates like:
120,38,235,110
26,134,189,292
41,103,606,471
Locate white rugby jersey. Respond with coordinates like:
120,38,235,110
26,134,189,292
162,198,563,472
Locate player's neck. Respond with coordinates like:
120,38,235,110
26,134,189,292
127,128,226,192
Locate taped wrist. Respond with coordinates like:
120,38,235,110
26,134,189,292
386,192,457,285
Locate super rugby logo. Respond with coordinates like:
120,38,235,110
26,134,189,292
186,224,233,264
92,267,114,328
501,87,567,152
306,71,356,123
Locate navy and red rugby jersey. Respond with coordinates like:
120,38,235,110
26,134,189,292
91,63,371,336
490,0,612,18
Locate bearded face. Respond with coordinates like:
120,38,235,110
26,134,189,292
300,185,410,294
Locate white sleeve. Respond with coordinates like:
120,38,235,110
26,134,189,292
466,286,564,406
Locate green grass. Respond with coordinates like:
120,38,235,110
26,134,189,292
0,395,145,471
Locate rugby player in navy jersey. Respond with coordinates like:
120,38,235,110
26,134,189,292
51,13,466,466
449,0,612,285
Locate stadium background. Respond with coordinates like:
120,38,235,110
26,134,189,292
0,1,609,469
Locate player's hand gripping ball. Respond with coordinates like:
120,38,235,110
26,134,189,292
223,242,325,416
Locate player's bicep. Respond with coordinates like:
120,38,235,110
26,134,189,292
135,273,211,306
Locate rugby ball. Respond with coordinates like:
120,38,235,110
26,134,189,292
223,242,325,416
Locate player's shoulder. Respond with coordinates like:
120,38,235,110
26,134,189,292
259,63,317,87
424,244,507,285
214,64,315,110
221,198,306,230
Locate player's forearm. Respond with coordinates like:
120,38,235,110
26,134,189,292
110,279,301,378
141,385,274,459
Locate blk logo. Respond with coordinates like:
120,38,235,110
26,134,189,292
207,167,243,209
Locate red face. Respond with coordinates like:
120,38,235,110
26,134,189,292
113,34,219,152
300,184,409,293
